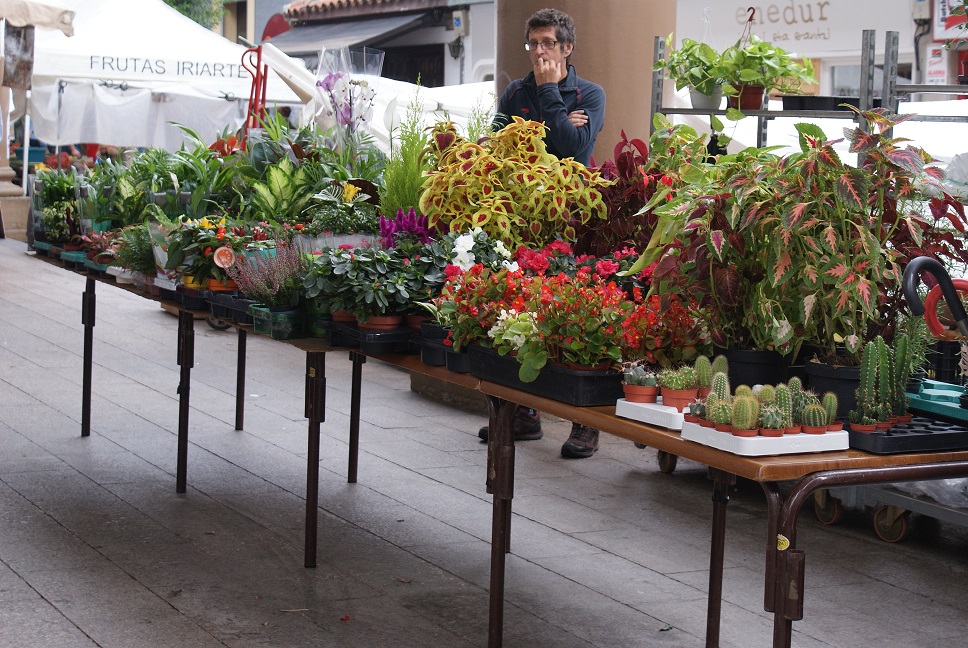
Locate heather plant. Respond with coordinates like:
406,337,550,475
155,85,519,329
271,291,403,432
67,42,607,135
226,239,306,310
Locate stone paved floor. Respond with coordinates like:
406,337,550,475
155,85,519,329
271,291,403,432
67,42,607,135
1,237,967,647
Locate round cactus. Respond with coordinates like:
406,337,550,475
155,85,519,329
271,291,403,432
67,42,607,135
677,366,698,389
758,404,784,429
731,395,760,431
757,384,776,404
688,400,706,418
775,383,793,428
735,384,754,398
657,369,681,390
708,400,732,425
788,376,803,396
694,355,712,387
802,402,828,427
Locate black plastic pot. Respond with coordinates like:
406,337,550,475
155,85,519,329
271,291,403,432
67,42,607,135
716,348,790,391
804,361,861,421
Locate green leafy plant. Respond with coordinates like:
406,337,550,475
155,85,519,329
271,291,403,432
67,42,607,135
653,35,728,96
380,88,431,218
720,34,814,99
113,224,156,274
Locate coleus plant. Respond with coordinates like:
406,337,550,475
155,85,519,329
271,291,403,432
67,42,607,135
418,117,611,248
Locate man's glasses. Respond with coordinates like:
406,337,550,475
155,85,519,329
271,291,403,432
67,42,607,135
524,40,559,51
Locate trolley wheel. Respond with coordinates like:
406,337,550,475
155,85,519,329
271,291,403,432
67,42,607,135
813,490,845,526
206,316,231,330
633,442,647,449
872,505,911,543
657,451,678,474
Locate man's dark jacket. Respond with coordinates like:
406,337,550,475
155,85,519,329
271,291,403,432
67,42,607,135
493,65,605,166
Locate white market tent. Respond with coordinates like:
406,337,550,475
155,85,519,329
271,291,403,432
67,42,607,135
26,0,299,150
0,0,74,35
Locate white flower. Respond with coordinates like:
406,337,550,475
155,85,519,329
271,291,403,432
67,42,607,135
494,240,512,259
453,249,476,271
502,260,520,272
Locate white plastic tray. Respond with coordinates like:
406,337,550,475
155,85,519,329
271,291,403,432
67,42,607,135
679,421,849,456
615,398,685,431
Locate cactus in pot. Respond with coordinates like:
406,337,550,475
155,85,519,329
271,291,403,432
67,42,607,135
757,384,776,405
694,355,713,395
775,383,794,429
802,402,829,433
821,391,839,429
730,394,760,435
758,403,785,436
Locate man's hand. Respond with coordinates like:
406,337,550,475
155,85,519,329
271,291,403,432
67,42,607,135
533,57,564,85
567,110,588,129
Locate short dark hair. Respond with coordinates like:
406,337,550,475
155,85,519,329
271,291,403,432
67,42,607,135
525,8,576,46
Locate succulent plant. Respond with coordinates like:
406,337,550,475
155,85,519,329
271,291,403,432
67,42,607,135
757,384,776,404
758,403,784,430
708,400,732,425
735,384,754,398
775,383,793,428
802,402,828,428
710,354,729,379
694,355,712,387
622,362,657,386
730,394,760,431
711,371,730,401
688,400,706,418
792,388,819,425
821,391,838,426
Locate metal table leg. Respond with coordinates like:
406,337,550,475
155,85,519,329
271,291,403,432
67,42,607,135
304,351,326,568
770,461,968,648
235,328,246,431
705,469,735,648
486,396,516,648
81,277,96,437
175,309,195,494
348,351,365,484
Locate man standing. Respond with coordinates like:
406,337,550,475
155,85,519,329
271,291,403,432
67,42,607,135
480,8,605,459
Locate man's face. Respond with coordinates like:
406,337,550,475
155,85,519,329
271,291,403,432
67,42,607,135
526,26,573,66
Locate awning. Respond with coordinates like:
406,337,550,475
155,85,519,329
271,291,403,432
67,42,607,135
265,13,424,56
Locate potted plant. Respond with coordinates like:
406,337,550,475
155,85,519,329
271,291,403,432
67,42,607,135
657,366,698,412
730,393,760,437
653,35,729,109
112,225,156,289
419,118,611,248
758,403,785,437
226,239,308,339
621,361,658,403
719,34,813,112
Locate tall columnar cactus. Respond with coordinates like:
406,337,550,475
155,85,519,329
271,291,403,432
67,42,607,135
694,355,712,388
775,383,793,428
821,391,838,425
731,395,760,431
710,355,729,381
708,400,732,425
893,332,911,415
787,376,804,396
757,384,776,404
802,402,828,427
711,371,730,402
851,338,879,424
876,336,892,412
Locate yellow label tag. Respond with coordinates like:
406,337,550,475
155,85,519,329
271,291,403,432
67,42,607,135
308,368,316,378
777,534,790,551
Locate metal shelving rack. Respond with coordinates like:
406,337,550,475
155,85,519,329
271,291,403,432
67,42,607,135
649,29,968,147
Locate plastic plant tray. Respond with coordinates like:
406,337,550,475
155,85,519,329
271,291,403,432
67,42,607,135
848,416,968,454
681,421,849,457
907,379,968,425
614,398,685,431
336,323,413,355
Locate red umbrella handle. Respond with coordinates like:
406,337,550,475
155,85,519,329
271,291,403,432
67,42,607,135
923,279,968,338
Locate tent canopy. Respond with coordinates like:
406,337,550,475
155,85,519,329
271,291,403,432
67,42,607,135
0,0,74,35
27,0,298,149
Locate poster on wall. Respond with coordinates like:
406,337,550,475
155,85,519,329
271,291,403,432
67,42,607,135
935,0,967,41
925,46,949,83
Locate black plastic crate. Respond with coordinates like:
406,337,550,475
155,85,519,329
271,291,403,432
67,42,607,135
849,416,968,454
339,324,413,355
467,345,622,406
926,340,964,384
175,285,211,311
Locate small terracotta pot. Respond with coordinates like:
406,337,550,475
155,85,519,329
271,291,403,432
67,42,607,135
732,428,758,437
623,384,658,403
683,413,699,423
698,419,715,428
896,413,914,423
207,278,238,291
802,425,827,435
784,425,802,435
826,421,845,432
697,386,712,400
727,84,766,110
875,421,892,430
358,314,404,331
714,423,733,433
759,428,784,437
850,423,877,433
660,388,699,412
330,309,355,323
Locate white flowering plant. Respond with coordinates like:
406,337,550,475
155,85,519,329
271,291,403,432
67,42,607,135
487,308,548,381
